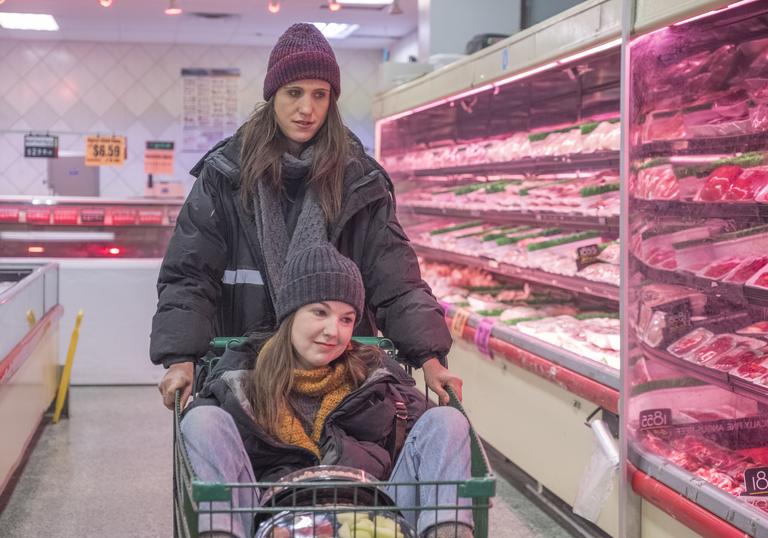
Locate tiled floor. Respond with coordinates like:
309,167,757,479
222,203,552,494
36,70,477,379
0,386,570,538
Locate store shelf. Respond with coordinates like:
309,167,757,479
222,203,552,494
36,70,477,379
393,150,620,179
444,303,620,390
640,343,768,408
402,204,619,234
629,444,768,538
414,243,619,304
632,198,768,223
637,131,768,159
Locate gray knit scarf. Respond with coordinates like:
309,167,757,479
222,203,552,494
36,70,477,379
252,145,329,311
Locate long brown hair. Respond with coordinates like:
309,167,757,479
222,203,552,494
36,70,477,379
238,94,350,223
248,312,381,439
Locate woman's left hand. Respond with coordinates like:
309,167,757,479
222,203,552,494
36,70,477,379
421,358,463,405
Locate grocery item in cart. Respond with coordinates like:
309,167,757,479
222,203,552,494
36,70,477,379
256,510,415,538
667,328,715,357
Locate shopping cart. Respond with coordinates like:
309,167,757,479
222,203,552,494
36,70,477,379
173,337,495,538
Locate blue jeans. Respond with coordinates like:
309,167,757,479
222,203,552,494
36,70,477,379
180,406,473,537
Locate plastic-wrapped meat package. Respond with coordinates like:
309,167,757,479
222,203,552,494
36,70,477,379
578,263,620,286
581,318,620,352
698,257,744,280
597,122,620,151
668,328,715,357
724,256,768,283
750,104,768,132
713,90,751,119
688,45,740,100
558,129,582,155
729,354,768,384
682,334,739,365
696,165,743,201
643,113,686,142
645,247,678,270
725,167,768,201
639,283,707,314
737,320,768,336
743,39,768,78
748,269,768,290
704,345,768,372
635,165,679,200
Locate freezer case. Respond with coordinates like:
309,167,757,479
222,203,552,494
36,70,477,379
0,195,183,384
375,1,623,534
624,1,768,535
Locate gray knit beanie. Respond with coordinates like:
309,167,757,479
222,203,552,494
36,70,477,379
275,243,365,325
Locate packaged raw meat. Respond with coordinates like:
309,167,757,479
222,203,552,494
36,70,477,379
725,167,768,201
698,257,744,280
713,90,751,119
729,355,768,382
746,264,768,290
643,112,686,142
683,334,739,365
723,256,768,283
635,165,679,200
696,165,743,201
736,320,768,336
705,344,767,372
668,328,714,357
581,318,620,352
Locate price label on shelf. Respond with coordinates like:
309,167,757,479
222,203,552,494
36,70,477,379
744,468,768,496
85,135,126,166
474,318,494,358
639,408,672,431
576,243,601,271
24,133,58,158
450,308,471,339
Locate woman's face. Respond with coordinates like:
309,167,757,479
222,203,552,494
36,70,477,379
291,301,356,369
274,79,332,144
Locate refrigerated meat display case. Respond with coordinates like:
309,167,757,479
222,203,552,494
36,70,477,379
0,262,61,497
374,0,622,534
624,0,768,536
0,196,183,384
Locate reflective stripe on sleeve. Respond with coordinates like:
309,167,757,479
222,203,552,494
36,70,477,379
221,269,264,285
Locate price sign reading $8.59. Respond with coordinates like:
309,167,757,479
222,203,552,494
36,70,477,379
85,135,126,166
639,408,672,431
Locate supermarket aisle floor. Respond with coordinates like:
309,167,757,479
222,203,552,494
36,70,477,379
0,387,571,538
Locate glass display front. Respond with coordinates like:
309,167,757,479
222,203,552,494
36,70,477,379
0,196,182,258
625,1,768,521
379,46,622,375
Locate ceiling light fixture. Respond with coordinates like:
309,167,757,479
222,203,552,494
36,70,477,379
99,0,113,7
336,0,393,4
388,0,403,15
0,12,60,31
312,22,359,39
329,1,342,12
267,1,280,14
165,0,182,16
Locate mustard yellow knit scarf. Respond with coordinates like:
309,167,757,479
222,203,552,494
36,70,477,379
276,361,352,459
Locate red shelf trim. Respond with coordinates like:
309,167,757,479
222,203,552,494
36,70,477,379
450,317,619,414
0,305,64,384
630,465,751,538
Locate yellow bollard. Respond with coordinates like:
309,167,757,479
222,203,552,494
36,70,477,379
53,310,84,424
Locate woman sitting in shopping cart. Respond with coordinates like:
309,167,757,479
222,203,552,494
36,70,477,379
181,210,473,538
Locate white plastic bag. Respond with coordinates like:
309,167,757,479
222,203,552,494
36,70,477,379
572,419,620,522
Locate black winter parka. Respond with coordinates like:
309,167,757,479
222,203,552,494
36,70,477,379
150,133,451,369
187,341,428,482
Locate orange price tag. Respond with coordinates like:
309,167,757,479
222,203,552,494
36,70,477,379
85,135,126,166
450,308,471,339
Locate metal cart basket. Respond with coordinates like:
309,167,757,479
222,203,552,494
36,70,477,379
173,337,495,538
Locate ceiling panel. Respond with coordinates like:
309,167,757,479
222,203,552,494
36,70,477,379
0,0,417,48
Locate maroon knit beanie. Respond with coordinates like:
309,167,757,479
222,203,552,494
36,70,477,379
263,23,341,101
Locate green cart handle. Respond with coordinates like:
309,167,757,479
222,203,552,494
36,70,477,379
210,336,397,356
